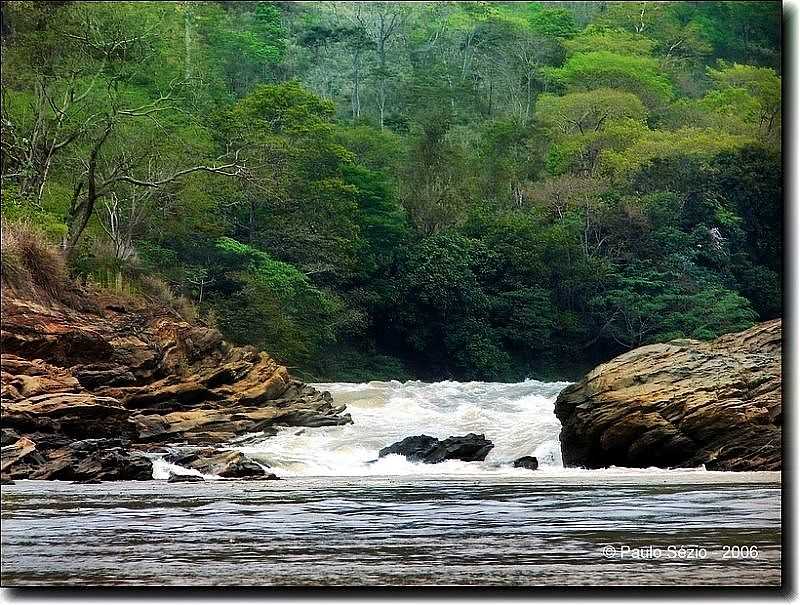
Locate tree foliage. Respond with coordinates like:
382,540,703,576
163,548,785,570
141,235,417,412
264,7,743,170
0,1,782,381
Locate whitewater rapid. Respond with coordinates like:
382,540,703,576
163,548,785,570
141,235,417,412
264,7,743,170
234,379,572,476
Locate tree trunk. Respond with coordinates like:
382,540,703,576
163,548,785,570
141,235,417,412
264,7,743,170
184,3,193,82
351,49,361,121
63,124,112,258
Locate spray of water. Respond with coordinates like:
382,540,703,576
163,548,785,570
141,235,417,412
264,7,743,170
236,379,572,476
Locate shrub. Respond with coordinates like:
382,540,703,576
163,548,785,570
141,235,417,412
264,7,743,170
0,219,67,303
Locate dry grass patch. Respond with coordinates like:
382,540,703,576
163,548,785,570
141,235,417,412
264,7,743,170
1,219,68,303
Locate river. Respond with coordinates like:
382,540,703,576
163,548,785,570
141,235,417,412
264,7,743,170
0,380,782,586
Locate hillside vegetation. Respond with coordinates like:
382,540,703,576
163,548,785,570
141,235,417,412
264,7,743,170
0,1,782,381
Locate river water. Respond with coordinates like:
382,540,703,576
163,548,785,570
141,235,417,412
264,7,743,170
0,380,782,586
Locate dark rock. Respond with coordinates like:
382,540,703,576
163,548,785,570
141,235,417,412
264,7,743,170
72,365,136,389
427,434,495,463
167,472,204,483
165,448,269,478
379,433,494,464
379,435,439,462
220,473,281,481
1,428,21,447
513,456,539,470
1,479,15,485
27,439,154,481
554,320,781,471
1,438,153,481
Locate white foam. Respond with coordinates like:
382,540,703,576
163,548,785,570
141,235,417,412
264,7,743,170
237,379,572,476
150,456,218,480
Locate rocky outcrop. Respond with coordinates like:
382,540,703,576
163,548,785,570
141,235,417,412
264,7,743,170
379,433,494,464
2,437,153,481
554,320,781,471
1,292,351,481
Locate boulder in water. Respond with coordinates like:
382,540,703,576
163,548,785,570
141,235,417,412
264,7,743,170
513,456,539,470
379,433,494,464
554,320,781,471
378,435,439,462
167,472,204,483
164,448,271,478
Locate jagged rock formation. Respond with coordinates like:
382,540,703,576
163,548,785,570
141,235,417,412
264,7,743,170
379,433,494,464
1,293,351,481
554,320,781,471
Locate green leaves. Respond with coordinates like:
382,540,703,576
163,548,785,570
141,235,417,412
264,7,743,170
213,237,340,364
544,51,674,108
590,265,757,347
564,25,656,57
536,89,647,137
232,81,337,137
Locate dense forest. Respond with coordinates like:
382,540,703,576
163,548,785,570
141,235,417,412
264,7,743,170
0,1,782,381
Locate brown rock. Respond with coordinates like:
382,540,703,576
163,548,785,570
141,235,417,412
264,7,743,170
165,448,271,478
1,437,37,473
2,393,135,439
554,320,781,471
0,289,350,479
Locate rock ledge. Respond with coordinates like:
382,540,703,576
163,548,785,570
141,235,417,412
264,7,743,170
554,320,781,471
1,292,351,480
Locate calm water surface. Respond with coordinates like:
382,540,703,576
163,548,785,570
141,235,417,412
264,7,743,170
0,473,781,586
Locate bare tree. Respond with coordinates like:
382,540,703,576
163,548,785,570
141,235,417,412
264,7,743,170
62,110,247,258
0,6,248,257
347,2,407,129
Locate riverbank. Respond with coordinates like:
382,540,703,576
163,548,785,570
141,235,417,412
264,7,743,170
0,287,351,482
1,224,783,480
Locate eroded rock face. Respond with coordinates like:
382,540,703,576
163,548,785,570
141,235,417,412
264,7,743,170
0,292,351,481
554,320,781,471
379,433,494,464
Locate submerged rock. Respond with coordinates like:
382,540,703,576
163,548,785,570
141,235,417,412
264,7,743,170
554,320,781,471
164,448,271,478
167,472,204,483
513,456,539,470
379,433,494,464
